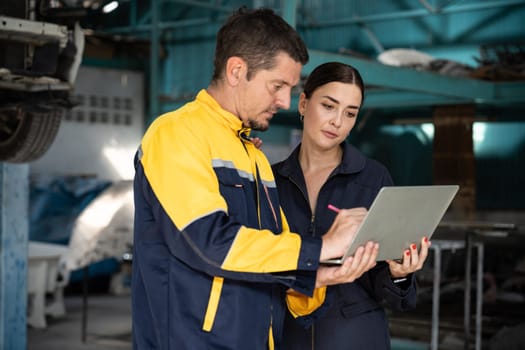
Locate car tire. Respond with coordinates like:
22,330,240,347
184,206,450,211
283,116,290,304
0,104,62,163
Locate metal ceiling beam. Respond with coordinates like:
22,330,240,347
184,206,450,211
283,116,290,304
306,49,525,105
129,0,137,26
450,7,515,43
106,16,214,33
165,0,235,13
107,0,233,34
363,87,525,108
494,82,525,104
137,8,151,25
363,90,469,108
282,0,298,28
358,23,385,54
300,0,525,27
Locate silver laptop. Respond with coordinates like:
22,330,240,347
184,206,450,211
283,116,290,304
321,185,459,264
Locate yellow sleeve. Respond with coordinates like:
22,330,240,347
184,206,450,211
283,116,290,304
285,287,327,318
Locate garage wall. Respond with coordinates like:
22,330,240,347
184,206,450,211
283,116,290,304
30,66,145,181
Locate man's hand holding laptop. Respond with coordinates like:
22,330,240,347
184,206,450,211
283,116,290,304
316,207,379,288
315,205,430,288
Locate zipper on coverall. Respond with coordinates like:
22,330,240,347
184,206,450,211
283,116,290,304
309,214,316,350
288,175,317,350
240,130,277,350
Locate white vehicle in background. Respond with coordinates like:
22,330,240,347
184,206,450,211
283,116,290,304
0,0,88,163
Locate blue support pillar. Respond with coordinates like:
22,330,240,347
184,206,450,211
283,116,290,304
0,163,29,350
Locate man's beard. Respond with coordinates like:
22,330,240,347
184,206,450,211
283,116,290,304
247,118,269,132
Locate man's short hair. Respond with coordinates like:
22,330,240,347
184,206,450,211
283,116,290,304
212,7,309,82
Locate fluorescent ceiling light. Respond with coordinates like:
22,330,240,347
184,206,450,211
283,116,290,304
103,1,118,13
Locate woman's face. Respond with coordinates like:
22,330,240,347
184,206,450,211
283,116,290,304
299,81,362,149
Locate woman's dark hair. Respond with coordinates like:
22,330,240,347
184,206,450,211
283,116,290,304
212,7,309,82
303,62,365,102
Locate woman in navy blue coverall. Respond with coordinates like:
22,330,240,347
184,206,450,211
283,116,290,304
272,62,431,350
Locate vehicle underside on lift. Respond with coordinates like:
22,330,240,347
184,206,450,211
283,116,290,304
0,0,90,162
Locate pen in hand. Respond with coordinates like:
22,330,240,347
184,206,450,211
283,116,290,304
327,204,340,213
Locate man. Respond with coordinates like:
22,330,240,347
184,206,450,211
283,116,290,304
133,7,378,350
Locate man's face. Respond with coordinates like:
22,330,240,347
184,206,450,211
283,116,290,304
235,53,302,131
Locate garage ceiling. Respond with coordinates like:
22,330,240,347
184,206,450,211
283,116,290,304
81,0,525,113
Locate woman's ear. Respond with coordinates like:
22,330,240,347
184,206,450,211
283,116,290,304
225,56,246,86
298,92,307,115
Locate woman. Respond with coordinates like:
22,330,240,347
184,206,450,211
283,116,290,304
272,62,430,349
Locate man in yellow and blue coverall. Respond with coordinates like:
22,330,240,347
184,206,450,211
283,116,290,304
132,7,379,350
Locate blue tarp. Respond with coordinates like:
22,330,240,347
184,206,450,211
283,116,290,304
29,175,119,281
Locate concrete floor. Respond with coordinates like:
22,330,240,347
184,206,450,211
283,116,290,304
27,293,132,350
26,292,430,350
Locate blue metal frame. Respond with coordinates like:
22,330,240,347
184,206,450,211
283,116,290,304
306,49,525,106
0,163,29,350
298,0,525,27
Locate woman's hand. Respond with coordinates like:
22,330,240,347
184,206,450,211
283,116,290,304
250,137,263,149
386,236,431,278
